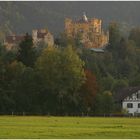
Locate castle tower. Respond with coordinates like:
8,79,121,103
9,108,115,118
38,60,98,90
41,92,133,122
44,32,54,47
65,18,73,36
83,12,88,22
32,29,38,44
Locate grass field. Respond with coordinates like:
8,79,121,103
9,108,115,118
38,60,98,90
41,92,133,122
0,116,140,138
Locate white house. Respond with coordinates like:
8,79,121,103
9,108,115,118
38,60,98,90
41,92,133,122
122,90,140,116
115,87,140,116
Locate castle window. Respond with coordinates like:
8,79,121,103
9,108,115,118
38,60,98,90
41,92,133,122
79,29,83,33
127,103,133,108
138,103,140,108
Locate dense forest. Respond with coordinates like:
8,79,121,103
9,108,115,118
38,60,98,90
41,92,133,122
0,21,140,116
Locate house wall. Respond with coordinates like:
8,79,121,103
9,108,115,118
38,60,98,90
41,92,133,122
122,101,140,115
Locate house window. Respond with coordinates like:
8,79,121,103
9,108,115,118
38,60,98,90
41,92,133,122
127,103,133,108
138,103,140,108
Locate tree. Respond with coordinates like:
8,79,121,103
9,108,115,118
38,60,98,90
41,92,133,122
17,33,36,67
55,32,82,49
112,79,128,93
80,69,98,112
15,67,41,113
102,91,114,114
0,60,26,113
108,21,121,50
115,39,138,79
4,60,41,113
117,38,136,60
35,46,85,114
94,91,114,115
101,75,115,91
0,43,17,64
129,27,140,47
130,74,140,86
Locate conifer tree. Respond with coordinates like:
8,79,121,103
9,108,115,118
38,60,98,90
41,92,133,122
17,33,36,67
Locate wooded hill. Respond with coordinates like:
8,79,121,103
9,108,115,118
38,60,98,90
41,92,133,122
0,1,140,40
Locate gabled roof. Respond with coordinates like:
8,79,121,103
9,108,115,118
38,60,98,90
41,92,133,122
114,86,140,102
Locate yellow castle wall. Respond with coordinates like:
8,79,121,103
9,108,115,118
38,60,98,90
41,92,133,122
65,17,108,48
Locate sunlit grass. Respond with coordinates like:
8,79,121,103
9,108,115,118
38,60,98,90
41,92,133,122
0,116,140,138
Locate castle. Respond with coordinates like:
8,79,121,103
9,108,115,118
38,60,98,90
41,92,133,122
4,14,108,50
4,29,54,50
65,13,109,48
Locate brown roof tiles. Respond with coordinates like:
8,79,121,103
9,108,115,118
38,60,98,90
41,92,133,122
5,35,25,44
114,86,140,102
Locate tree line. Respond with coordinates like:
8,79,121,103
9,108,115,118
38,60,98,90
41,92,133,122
0,22,140,116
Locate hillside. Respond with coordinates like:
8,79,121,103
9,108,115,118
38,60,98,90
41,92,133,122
0,1,140,39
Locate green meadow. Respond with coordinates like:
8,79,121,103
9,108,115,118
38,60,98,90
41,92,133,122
0,116,140,138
